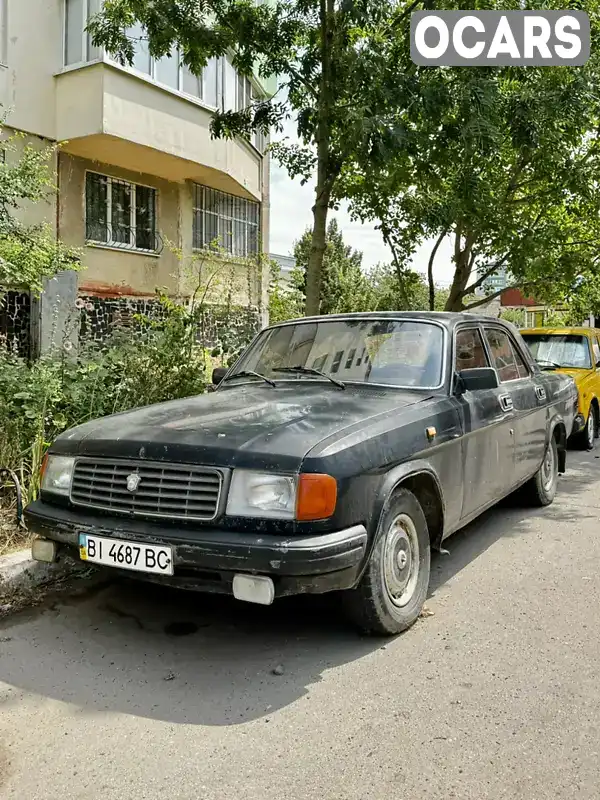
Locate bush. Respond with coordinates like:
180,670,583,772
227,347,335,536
0,293,216,506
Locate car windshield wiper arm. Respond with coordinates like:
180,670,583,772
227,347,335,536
273,365,346,389
535,359,561,369
223,370,277,388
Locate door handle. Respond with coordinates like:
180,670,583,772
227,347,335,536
499,394,513,412
535,386,546,401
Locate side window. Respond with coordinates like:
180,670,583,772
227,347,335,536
485,328,528,382
511,341,530,378
592,337,600,368
455,328,489,372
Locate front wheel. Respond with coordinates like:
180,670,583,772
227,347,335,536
520,435,559,507
342,488,430,636
573,406,596,451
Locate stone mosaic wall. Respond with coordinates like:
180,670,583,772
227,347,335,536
0,291,31,358
77,294,261,353
0,290,261,359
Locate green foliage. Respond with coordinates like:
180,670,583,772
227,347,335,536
0,250,262,506
0,294,210,505
268,261,303,325
500,309,526,328
560,277,600,327
268,220,451,318
0,128,81,293
340,0,600,312
292,219,373,314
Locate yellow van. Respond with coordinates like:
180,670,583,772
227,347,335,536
521,327,600,450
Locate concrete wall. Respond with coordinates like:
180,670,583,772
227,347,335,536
0,0,61,140
59,153,182,296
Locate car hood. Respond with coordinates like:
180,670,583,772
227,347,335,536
52,382,431,472
554,368,593,386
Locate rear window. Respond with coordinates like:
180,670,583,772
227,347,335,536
521,334,592,369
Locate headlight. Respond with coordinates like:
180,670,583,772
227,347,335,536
41,455,75,497
226,470,338,520
227,471,296,519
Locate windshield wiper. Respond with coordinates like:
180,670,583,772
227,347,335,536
273,365,346,389
535,359,561,370
223,370,277,388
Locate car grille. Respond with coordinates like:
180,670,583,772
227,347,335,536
70,458,223,521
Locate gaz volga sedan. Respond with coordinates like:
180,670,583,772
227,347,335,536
25,312,577,636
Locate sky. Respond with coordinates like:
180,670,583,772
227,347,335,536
268,116,456,286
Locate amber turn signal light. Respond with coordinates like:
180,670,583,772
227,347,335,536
296,473,337,521
40,453,49,482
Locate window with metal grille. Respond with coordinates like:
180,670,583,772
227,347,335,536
192,184,259,257
85,172,158,252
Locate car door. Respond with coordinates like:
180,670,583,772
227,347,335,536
453,325,516,521
483,326,546,486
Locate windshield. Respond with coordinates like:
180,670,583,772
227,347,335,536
231,319,445,388
521,334,592,369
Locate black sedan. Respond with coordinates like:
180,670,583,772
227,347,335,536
25,312,577,635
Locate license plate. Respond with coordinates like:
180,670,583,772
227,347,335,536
78,534,174,576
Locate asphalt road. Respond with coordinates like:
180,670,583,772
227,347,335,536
0,451,599,800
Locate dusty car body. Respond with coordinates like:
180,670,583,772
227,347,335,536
521,326,600,450
25,312,577,635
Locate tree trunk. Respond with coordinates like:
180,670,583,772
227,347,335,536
304,0,334,317
305,180,331,316
427,231,447,311
445,227,475,311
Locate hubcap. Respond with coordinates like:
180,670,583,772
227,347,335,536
588,412,595,447
381,513,420,608
540,441,556,491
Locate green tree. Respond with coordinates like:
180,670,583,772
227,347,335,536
88,0,406,317
367,263,450,312
268,261,303,324
340,0,600,313
292,219,374,314
0,129,79,294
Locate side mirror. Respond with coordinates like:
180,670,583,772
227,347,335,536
212,367,228,386
456,367,500,393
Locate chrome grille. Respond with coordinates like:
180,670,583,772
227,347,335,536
70,458,223,521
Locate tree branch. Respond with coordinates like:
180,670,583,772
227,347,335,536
462,284,520,310
463,253,511,296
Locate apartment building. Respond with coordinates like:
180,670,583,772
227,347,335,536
0,0,274,352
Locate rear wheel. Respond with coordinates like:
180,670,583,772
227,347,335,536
342,489,430,636
573,405,596,451
520,435,559,507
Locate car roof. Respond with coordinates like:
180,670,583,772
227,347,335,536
521,327,600,335
267,311,506,330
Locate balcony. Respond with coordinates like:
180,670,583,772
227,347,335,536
55,62,262,200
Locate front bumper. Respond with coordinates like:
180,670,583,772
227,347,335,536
571,412,586,435
24,500,368,598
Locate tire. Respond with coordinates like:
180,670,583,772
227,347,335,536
573,406,596,451
520,435,559,507
342,488,431,636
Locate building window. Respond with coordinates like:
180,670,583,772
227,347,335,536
64,0,101,66
85,172,158,252
182,57,219,108
192,184,259,257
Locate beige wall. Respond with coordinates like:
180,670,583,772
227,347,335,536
0,0,61,139
59,153,182,296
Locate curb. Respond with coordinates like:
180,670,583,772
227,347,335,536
0,548,87,606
